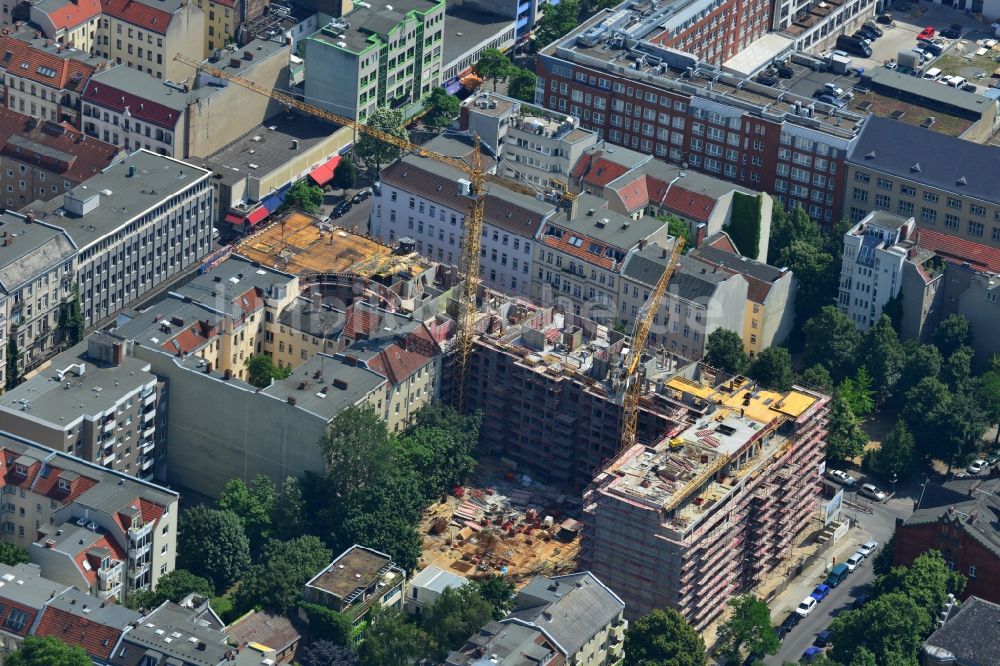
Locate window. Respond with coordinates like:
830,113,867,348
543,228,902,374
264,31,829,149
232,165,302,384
945,214,959,230
946,197,962,210
875,194,891,209
900,185,916,196
876,178,893,191
969,221,983,237
923,192,939,203
853,188,868,203
897,200,913,216
854,172,870,183
5,609,29,631
970,204,986,216
969,563,977,579
921,208,937,224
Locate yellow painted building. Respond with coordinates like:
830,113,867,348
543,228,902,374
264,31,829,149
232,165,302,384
195,0,239,53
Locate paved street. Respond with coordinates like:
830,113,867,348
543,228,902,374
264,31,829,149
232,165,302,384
764,479,917,664
321,189,374,236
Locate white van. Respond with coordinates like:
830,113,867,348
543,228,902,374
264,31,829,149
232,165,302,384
947,75,967,87
922,67,942,81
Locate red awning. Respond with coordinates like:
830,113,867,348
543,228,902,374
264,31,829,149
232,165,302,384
308,155,342,186
224,212,245,227
246,206,269,227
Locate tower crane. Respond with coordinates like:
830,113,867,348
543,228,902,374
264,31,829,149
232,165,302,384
619,238,684,451
174,55,561,411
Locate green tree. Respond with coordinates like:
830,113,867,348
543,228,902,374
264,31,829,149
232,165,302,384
59,282,85,346
839,367,874,417
244,354,291,388
331,157,357,195
872,535,895,576
942,346,974,392
828,592,930,666
704,328,748,375
394,406,481,499
0,542,28,566
475,575,516,620
270,476,307,541
933,392,987,471
868,420,916,481
303,604,357,646
716,595,779,663
932,314,972,357
896,341,942,399
860,315,904,403
882,293,903,332
8,636,91,666
300,641,359,666
320,406,394,499
727,192,762,259
799,364,833,392
423,88,460,129
217,475,277,550
902,377,952,462
849,648,878,666
624,608,706,666
357,605,430,666
286,180,324,213
802,306,861,381
125,569,215,610
778,239,836,328
508,68,537,103
177,506,251,592
976,369,1000,444
6,327,20,391
234,536,333,613
659,215,692,253
826,391,868,461
747,346,793,392
873,550,966,617
767,204,821,265
474,48,513,92
535,0,580,47
420,585,494,659
355,107,407,175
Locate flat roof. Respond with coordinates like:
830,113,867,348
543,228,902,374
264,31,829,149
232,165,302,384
31,150,211,251
721,33,794,77
261,353,386,420
202,111,343,182
0,338,154,427
208,39,289,77
442,3,514,69
554,192,667,250
307,545,397,599
0,563,69,608
308,0,442,55
409,565,467,593
89,65,215,112
863,67,992,117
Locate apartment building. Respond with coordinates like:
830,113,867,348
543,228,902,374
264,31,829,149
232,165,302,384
844,116,1000,250
532,194,674,318
372,152,557,297
0,35,102,126
304,545,406,622
582,375,829,627
30,150,214,327
81,41,289,158
194,0,239,53
465,300,690,488
440,1,515,85
0,429,179,600
0,110,123,209
0,563,70,657
537,5,868,228
922,597,1000,666
570,143,773,259
33,588,141,658
894,476,1000,606
463,91,599,191
28,0,103,52
837,210,914,330
0,210,77,386
303,0,446,122
618,249,748,360
0,334,165,481
93,0,206,80
688,237,795,357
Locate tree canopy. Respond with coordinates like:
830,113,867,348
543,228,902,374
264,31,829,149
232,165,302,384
424,88,460,129
420,585,494,659
508,68,537,103
300,641,359,666
839,366,875,417
860,315,904,403
932,314,972,357
624,608,706,666
355,107,408,174
704,329,747,375
0,542,29,566
829,593,930,666
331,157,357,194
474,49,513,92
357,606,430,666
125,569,214,611
865,420,916,481
747,346,793,392
8,636,91,666
177,506,251,592
825,390,868,461
217,475,278,552
244,354,291,388
767,204,821,265
286,180,324,213
535,0,580,47
803,306,861,381
716,595,779,663
234,536,333,613
475,575,516,620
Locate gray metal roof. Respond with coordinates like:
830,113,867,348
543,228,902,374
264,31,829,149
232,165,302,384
923,596,1000,666
848,116,1000,205
0,211,76,295
905,476,1000,558
175,256,295,318
555,193,669,250
32,150,211,252
261,352,386,421
89,66,216,112
445,621,556,665
863,68,992,117
0,338,155,428
113,298,222,353
666,256,734,303
0,563,69,608
442,3,515,70
506,572,623,657
688,244,786,283
620,243,674,287
409,565,468,595
210,39,288,77
115,601,228,666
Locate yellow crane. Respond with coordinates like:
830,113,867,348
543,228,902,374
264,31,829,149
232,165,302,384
175,55,553,411
619,238,684,451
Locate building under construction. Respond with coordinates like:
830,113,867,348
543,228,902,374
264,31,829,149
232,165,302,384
580,376,829,629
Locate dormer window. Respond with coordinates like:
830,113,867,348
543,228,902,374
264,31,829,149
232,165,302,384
13,464,26,476
58,478,71,492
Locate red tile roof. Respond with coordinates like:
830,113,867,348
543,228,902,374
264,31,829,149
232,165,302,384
0,108,121,184
34,605,126,661
612,175,650,212
0,449,100,503
569,153,592,179
83,76,181,129
100,0,174,34
0,37,96,90
541,233,615,269
705,231,739,254
916,228,1000,273
138,497,165,526
161,322,213,354
580,157,629,189
38,0,101,31
234,287,264,315
342,308,381,340
365,325,440,385
661,184,716,223
0,599,42,637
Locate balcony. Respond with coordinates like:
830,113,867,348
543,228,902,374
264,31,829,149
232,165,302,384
141,426,156,440
102,452,116,466
102,420,117,434
142,392,156,407
141,409,155,423
138,440,155,455
139,457,154,471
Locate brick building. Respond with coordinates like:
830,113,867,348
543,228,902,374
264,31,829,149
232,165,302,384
894,476,1000,606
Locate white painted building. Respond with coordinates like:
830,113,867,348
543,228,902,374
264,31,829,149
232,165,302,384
838,210,915,330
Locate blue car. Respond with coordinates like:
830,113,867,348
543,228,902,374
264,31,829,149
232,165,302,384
803,646,823,662
811,583,831,602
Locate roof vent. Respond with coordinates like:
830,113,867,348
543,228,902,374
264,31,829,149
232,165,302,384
865,150,876,160
910,162,921,173
956,176,967,186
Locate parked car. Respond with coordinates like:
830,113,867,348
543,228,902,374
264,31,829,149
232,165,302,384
918,39,944,56
796,596,818,617
351,189,372,204
826,563,850,588
816,94,846,108
876,13,894,25
961,83,978,93
940,23,963,39
815,630,832,648
332,200,352,218
757,74,779,86
776,612,801,641
827,469,858,486
776,64,794,78
862,23,884,37
852,32,873,46
857,540,879,558
845,553,865,572
918,26,936,40
859,483,887,501
811,584,831,602
988,452,1000,466
968,459,988,474
803,646,823,663
852,594,870,609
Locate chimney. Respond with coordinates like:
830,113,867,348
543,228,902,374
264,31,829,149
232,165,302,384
292,139,299,150
287,396,297,405
127,165,136,177
205,361,213,374
243,50,254,60
567,194,580,220
25,212,34,224
224,368,233,380
229,58,240,68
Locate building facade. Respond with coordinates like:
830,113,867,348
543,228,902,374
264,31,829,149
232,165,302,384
304,545,406,622
0,35,100,126
837,210,914,330
303,0,445,122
